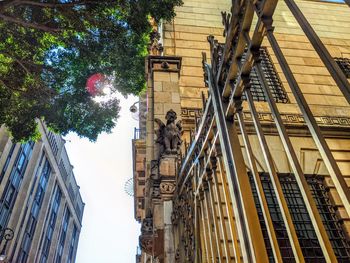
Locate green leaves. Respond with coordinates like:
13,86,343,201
0,0,182,141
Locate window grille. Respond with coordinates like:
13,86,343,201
334,57,350,78
241,47,289,103
250,173,350,262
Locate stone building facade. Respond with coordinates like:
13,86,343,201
0,121,84,263
133,0,350,262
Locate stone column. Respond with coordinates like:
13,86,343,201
163,200,174,263
148,55,182,160
141,56,181,263
159,156,177,263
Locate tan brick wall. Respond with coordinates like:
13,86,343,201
163,0,230,109
163,0,350,112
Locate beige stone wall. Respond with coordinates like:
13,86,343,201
163,0,350,115
259,0,350,115
153,71,182,121
163,0,230,109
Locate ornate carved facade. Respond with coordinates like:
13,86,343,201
133,0,350,262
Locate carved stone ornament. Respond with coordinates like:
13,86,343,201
139,237,153,255
151,178,161,200
175,248,180,262
155,109,183,156
148,28,164,56
140,215,154,255
172,181,195,261
160,182,176,194
150,160,159,180
141,216,153,234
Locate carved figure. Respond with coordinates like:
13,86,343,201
155,109,182,155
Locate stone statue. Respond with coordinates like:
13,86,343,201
155,109,182,155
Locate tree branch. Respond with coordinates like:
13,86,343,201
0,79,25,92
1,51,31,74
0,14,61,32
0,0,19,11
17,0,85,8
4,0,102,9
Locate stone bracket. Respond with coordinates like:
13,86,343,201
148,55,182,75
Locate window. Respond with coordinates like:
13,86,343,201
319,0,346,3
138,198,145,209
138,180,145,186
55,207,70,263
39,185,62,263
17,157,51,263
334,57,350,78
241,47,289,103
67,225,78,263
250,173,350,262
0,143,16,183
0,142,34,230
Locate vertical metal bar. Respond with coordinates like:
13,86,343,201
203,181,217,263
267,30,350,218
245,88,304,262
210,157,231,263
255,61,337,262
195,194,202,263
206,168,224,261
206,64,268,262
200,189,211,263
216,154,241,263
205,63,269,263
236,110,283,262
284,0,350,104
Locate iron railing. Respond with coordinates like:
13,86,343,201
172,0,350,262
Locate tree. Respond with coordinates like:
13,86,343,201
0,0,183,141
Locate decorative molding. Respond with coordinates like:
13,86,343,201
242,111,350,127
148,55,182,74
160,182,176,194
181,108,203,120
182,107,350,128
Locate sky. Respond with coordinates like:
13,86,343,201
64,95,140,263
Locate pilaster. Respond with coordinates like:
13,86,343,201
141,56,182,263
